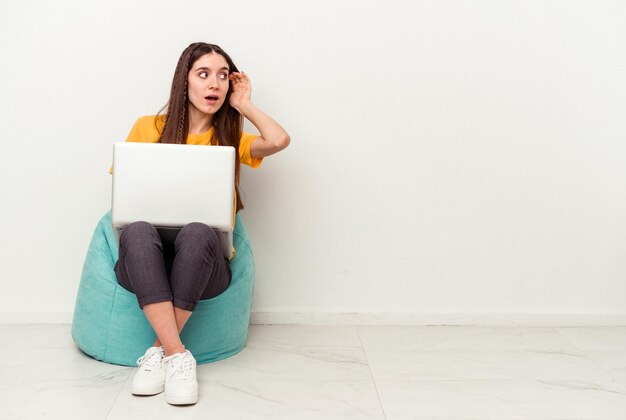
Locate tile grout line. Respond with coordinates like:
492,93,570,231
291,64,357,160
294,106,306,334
103,367,133,420
356,326,388,420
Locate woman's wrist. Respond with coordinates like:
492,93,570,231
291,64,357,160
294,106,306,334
234,100,255,117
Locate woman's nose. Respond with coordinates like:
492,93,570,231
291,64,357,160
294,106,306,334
207,75,220,88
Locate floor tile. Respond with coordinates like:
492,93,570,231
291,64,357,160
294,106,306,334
247,325,363,350
107,378,386,420
557,327,626,350
375,379,626,420
365,348,615,382
205,345,372,381
585,350,626,384
0,324,131,420
5,324,626,420
358,326,577,351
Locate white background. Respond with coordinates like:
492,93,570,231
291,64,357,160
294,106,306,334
1,0,625,324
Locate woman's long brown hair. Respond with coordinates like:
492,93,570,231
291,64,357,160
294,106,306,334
156,42,246,212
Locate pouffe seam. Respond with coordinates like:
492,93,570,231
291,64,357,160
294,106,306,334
101,279,121,361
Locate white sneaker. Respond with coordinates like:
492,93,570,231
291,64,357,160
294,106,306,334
163,350,198,405
131,346,165,395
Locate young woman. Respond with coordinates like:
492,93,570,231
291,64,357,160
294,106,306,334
111,42,290,405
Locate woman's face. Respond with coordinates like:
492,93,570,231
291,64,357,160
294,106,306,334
187,52,230,116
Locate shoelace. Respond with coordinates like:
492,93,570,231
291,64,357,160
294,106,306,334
164,352,193,381
136,348,163,372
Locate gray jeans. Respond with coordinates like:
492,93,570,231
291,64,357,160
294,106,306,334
114,221,231,311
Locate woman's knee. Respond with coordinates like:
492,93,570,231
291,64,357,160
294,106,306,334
119,221,159,246
176,222,219,252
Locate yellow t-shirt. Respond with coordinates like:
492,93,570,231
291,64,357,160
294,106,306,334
109,115,263,259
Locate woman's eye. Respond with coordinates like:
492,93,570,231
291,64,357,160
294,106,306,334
199,72,208,78
219,73,228,80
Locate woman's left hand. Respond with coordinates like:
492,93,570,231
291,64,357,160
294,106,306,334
229,71,252,111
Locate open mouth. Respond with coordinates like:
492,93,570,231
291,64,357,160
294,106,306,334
205,95,219,101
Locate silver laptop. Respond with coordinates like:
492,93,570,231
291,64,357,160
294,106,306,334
111,142,235,258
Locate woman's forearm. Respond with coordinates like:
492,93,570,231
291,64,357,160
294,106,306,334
235,100,290,149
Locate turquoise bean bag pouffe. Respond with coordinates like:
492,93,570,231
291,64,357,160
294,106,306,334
71,210,255,366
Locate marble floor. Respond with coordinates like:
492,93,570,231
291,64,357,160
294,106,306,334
2,324,626,419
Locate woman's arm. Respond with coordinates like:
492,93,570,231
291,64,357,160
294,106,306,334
229,72,290,158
